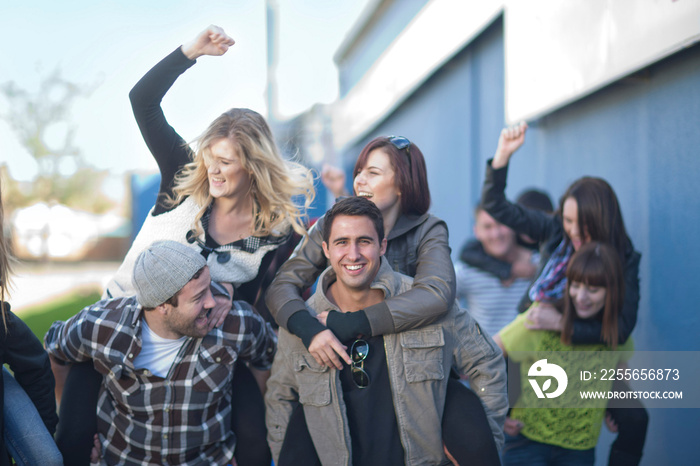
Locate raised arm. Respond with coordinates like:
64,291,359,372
491,122,527,170
320,164,350,200
481,124,561,243
181,25,235,60
4,309,58,435
129,25,235,213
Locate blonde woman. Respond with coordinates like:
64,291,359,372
57,26,313,466
107,25,313,320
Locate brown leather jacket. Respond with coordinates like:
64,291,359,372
265,212,456,336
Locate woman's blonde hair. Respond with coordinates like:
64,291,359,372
169,108,315,238
0,179,15,330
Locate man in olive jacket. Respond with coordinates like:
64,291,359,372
265,197,507,465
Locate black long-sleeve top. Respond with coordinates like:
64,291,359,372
128,47,297,322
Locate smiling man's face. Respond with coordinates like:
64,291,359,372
322,214,387,292
163,266,216,339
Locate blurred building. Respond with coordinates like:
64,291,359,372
11,202,129,261
318,1,699,464
266,0,336,220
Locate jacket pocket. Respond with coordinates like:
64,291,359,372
293,352,331,406
401,327,445,382
470,321,500,357
193,345,237,392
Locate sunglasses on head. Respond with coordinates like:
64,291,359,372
350,339,371,389
388,135,412,171
186,229,231,264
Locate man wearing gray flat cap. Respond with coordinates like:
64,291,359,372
45,240,277,465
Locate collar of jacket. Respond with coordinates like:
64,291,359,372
386,212,430,241
307,258,400,316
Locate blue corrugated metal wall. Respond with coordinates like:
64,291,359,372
129,173,160,241
339,15,699,465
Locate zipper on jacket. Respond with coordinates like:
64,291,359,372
331,368,352,464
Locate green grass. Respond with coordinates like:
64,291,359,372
19,289,103,341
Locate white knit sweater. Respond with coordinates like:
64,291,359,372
105,197,280,299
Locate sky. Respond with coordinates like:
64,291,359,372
0,0,369,182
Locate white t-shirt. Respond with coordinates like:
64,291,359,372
134,320,187,378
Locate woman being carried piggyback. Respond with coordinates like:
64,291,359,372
55,25,314,466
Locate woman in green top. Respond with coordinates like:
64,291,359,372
494,242,632,465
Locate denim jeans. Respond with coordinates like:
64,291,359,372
503,433,594,466
3,368,63,466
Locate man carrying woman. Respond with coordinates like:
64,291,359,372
55,25,314,466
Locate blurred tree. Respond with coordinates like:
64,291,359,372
0,70,112,213
0,166,29,213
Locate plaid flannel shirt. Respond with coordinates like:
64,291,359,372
45,296,276,466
